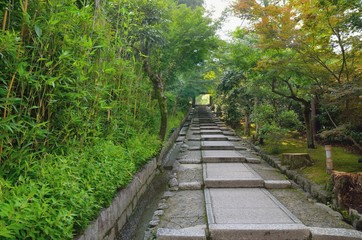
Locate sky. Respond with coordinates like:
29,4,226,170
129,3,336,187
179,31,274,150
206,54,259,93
203,0,243,40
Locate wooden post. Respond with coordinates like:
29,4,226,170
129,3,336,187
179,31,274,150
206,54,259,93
325,145,333,174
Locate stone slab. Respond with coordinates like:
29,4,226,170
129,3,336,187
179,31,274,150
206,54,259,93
201,141,235,150
222,131,235,136
208,224,310,240
188,138,201,142
264,180,292,189
177,151,201,164
309,227,362,240
246,157,262,164
202,150,246,163
200,129,223,135
159,190,205,229
157,227,207,240
203,163,264,188
205,188,302,225
179,182,203,190
200,126,220,130
201,134,229,141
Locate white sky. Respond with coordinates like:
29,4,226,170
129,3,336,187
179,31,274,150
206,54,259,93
203,0,243,40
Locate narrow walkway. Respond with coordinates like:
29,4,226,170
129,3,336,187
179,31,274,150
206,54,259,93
146,106,362,240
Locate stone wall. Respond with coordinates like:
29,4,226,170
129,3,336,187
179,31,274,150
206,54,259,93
75,159,157,240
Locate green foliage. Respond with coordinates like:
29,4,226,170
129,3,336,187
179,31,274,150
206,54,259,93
0,136,160,239
0,0,209,238
262,135,362,185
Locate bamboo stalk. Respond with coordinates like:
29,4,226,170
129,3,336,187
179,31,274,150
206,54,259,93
0,71,17,162
2,8,8,31
1,0,29,162
3,72,17,119
20,0,28,40
133,76,140,126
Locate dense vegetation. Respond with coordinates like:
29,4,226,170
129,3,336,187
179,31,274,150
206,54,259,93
1,0,361,238
0,0,216,238
211,0,362,152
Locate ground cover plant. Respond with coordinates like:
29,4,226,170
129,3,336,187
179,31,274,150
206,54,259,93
262,133,362,186
0,0,216,238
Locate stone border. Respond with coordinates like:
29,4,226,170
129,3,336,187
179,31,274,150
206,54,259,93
75,159,157,240
248,144,331,204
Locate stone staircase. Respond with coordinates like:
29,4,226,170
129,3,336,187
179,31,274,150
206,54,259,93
148,106,362,240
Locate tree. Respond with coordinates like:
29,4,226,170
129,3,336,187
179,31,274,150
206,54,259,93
232,0,362,149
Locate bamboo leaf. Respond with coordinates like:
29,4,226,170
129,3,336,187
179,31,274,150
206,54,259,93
34,25,42,38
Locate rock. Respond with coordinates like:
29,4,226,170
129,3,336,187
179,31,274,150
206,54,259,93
162,191,175,199
169,186,179,191
148,219,160,227
355,219,362,231
169,178,179,188
157,202,169,210
154,210,164,216
152,215,160,221
281,153,313,169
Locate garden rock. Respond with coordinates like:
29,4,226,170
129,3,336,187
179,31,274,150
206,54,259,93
281,153,313,169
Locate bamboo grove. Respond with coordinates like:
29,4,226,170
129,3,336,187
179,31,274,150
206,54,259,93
0,0,216,238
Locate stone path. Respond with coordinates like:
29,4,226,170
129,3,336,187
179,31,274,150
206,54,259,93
145,106,362,240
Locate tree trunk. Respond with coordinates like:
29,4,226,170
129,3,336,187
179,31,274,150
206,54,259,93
244,109,251,136
311,96,317,141
302,102,315,149
143,61,168,141
152,81,168,141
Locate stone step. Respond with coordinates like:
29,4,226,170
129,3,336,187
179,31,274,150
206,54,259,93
201,141,235,150
222,131,235,136
203,163,264,188
179,127,188,136
200,129,223,135
201,150,246,163
228,137,241,141
205,188,310,240
201,135,229,141
200,126,220,130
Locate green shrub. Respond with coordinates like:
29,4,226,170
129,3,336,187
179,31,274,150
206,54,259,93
0,136,161,239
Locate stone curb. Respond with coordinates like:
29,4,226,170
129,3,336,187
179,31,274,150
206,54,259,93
156,227,207,240
248,143,331,204
309,227,362,239
208,223,310,240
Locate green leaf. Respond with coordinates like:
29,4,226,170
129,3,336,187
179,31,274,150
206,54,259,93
34,25,42,38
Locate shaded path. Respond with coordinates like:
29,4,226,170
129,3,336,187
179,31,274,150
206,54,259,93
143,106,361,240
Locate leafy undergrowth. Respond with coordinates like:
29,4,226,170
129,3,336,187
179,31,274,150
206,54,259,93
166,111,187,139
0,133,161,239
261,133,362,186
